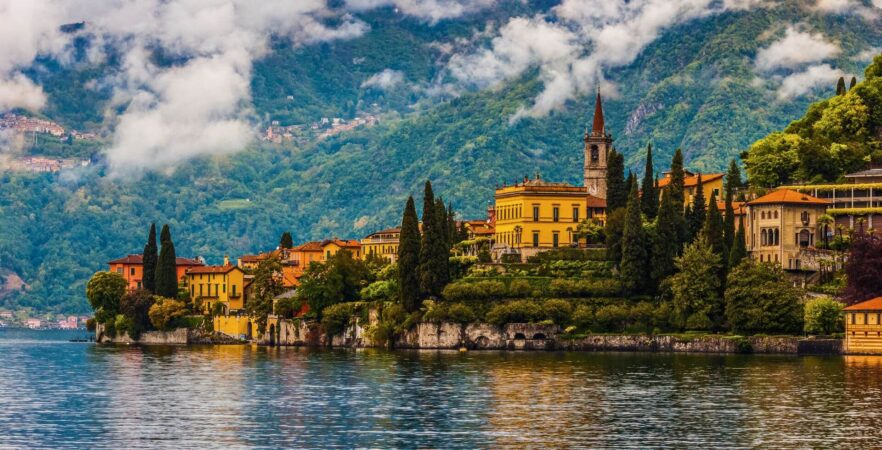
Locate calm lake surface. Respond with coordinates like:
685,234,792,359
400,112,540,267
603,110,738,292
3,329,882,449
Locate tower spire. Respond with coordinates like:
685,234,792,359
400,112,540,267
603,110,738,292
591,91,605,136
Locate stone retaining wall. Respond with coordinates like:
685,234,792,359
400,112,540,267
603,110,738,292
96,324,242,345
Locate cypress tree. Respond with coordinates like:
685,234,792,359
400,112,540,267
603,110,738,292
398,196,421,312
686,174,706,241
836,76,847,95
702,193,727,326
625,171,635,203
641,143,657,220
435,197,451,287
723,188,736,253
279,231,294,249
669,149,686,210
142,223,158,293
419,181,447,297
729,216,747,269
447,202,457,248
849,76,857,90
724,159,742,195
436,197,449,250
155,224,178,298
620,182,648,295
651,189,679,289
605,148,627,212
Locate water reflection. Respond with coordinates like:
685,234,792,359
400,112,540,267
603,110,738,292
2,331,882,448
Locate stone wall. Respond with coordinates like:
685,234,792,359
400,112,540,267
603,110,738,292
96,324,242,345
563,334,808,354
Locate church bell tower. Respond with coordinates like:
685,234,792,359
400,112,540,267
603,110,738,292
584,91,612,199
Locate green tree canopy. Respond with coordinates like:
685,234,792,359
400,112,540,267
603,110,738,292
724,260,804,334
670,238,721,330
804,296,844,335
142,223,157,293
641,143,658,220
155,224,178,298
279,231,294,249
86,271,127,321
297,250,372,319
247,256,285,334
398,196,421,312
605,148,627,213
620,182,648,295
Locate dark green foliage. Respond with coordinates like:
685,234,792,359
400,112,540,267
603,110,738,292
247,257,285,334
724,159,742,193
155,224,178,299
724,260,804,334
836,76,847,95
435,197,450,254
686,174,706,241
604,209,626,266
703,192,726,261
850,76,857,90
804,297,844,335
398,196,421,312
297,250,371,319
620,182,648,295
119,289,155,333
274,296,303,319
605,148,627,213
729,216,747,268
641,143,657,220
670,238,721,330
651,189,680,287
447,202,458,247
723,188,736,253
485,300,543,326
142,223,157,293
279,231,294,249
669,149,686,209
419,181,448,297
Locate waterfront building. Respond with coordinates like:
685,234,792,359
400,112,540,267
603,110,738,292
744,188,830,271
782,167,882,230
844,297,882,354
107,254,204,291
360,228,401,262
185,263,248,315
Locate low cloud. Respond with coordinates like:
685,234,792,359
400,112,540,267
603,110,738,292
345,0,495,22
361,69,405,89
776,64,847,99
755,26,840,72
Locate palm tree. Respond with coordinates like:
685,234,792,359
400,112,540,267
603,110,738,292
817,214,834,249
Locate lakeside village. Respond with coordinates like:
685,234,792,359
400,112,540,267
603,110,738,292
86,92,882,354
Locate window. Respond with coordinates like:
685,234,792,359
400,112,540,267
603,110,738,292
223,284,226,294
761,229,767,246
532,232,539,247
533,206,539,222
590,145,599,163
130,267,135,276
553,233,559,248
116,268,123,274
801,211,809,225
774,228,780,245
553,207,560,222
573,207,579,223
851,313,856,325
774,210,779,219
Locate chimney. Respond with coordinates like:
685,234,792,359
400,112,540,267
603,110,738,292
223,255,230,266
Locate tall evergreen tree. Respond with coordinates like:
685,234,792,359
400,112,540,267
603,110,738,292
836,76,847,95
724,159,742,194
434,197,451,287
155,224,178,298
850,76,857,90
728,216,747,268
669,149,686,209
279,231,294,249
651,189,679,289
620,182,648,295
703,192,728,301
436,197,449,249
641,143,657,220
723,188,736,253
419,181,447,297
398,196,422,312
625,171,636,203
446,202,457,248
686,174,706,241
605,148,627,212
142,223,158,293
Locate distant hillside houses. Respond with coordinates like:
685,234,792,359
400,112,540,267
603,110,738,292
0,113,98,141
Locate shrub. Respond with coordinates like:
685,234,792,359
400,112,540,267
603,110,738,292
485,300,543,326
593,304,629,332
275,296,303,319
360,279,399,301
447,303,476,324
119,289,155,332
572,305,595,329
321,303,360,336
421,300,449,324
733,337,753,354
442,280,507,301
148,297,188,331
685,312,713,331
543,299,573,325
548,278,621,297
508,279,534,298
804,297,845,335
86,271,127,320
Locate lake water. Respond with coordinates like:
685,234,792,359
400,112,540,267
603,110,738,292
3,329,882,448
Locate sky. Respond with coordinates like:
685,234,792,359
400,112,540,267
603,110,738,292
0,0,878,174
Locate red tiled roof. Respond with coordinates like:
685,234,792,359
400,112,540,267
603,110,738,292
845,297,882,311
746,189,830,206
658,173,724,189
186,264,241,275
587,194,607,208
716,201,746,215
292,241,323,252
109,254,203,266
323,239,361,249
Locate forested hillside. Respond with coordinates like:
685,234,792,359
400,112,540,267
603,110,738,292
1,2,880,314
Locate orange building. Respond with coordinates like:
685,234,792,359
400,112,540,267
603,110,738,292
658,171,724,206
321,239,362,260
108,254,204,291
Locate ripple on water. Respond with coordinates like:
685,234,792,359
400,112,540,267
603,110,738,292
1,330,881,448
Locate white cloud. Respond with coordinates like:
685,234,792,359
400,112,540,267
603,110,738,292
776,64,846,99
814,0,857,13
857,47,881,61
361,69,405,89
345,0,495,22
755,26,840,72
0,75,47,111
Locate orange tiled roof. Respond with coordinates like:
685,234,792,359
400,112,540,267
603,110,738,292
186,264,241,275
845,297,882,311
716,201,746,215
746,189,830,206
323,239,361,249
658,173,724,189
587,194,607,208
109,254,203,266
292,241,323,252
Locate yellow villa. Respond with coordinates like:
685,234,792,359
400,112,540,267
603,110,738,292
360,228,401,262
321,239,362,260
185,262,248,315
745,188,830,270
845,297,882,354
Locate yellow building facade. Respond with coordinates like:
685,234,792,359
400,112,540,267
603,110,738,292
494,177,598,258
321,239,362,260
845,298,882,354
213,315,253,340
658,171,724,206
186,265,248,314
360,228,400,262
745,189,830,271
